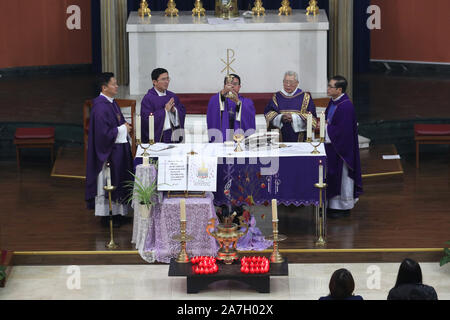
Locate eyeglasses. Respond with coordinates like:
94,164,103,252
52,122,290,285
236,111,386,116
158,77,170,82
327,84,337,88
283,80,298,85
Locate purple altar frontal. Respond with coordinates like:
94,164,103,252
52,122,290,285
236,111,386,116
134,142,327,207
143,192,219,263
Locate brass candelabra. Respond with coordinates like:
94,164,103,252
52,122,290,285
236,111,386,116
138,0,151,17
165,0,178,17
252,0,265,16
278,0,292,16
306,0,319,16
192,0,205,17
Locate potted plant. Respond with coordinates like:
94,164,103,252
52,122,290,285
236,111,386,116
440,241,450,267
125,171,158,219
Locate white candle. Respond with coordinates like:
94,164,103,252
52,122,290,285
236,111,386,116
180,199,186,221
143,156,149,166
320,112,325,139
149,113,154,142
271,199,278,221
136,114,141,141
319,160,323,185
307,113,312,140
106,165,112,187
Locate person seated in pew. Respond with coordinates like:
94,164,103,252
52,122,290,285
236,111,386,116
264,71,317,142
206,74,256,143
140,68,186,143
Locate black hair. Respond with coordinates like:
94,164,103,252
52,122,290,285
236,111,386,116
151,68,169,81
223,74,241,85
329,268,356,299
330,75,348,93
394,258,423,288
96,72,114,93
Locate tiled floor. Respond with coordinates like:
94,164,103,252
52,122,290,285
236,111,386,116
1,262,449,300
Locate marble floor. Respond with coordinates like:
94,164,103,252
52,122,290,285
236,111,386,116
1,262,449,300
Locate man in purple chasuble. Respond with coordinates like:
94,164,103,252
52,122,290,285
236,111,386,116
85,73,134,227
207,74,256,143
140,68,186,143
264,71,317,142
325,76,363,219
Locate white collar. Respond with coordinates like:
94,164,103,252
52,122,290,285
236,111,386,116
100,93,114,103
154,88,167,96
332,94,345,102
281,87,299,97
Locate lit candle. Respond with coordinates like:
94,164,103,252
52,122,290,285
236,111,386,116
319,160,323,185
149,113,154,142
136,114,141,142
106,164,112,187
271,199,278,221
307,113,312,140
320,112,325,140
180,199,186,221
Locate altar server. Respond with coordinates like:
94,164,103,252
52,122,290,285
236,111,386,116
325,75,363,218
264,71,317,142
85,73,134,227
141,68,186,143
207,74,256,143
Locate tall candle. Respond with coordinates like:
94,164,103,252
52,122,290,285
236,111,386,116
320,112,325,139
271,199,278,221
136,114,141,141
106,165,112,187
180,199,186,221
307,113,312,140
319,160,323,185
149,113,154,142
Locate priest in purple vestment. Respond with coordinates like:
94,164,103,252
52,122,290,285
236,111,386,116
325,76,363,219
85,73,134,227
140,68,186,143
207,74,256,143
264,71,317,142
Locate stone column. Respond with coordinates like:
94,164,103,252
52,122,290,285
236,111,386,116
328,0,353,97
100,0,129,85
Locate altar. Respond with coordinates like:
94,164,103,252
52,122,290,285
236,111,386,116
127,10,329,95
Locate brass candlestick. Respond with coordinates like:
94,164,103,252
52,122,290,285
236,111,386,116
306,0,319,16
278,0,292,16
104,185,119,250
314,182,327,247
138,0,151,17
192,0,205,17
266,220,287,263
165,0,179,17
252,0,265,16
172,220,194,263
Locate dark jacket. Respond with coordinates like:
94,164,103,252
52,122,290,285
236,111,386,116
388,283,438,300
